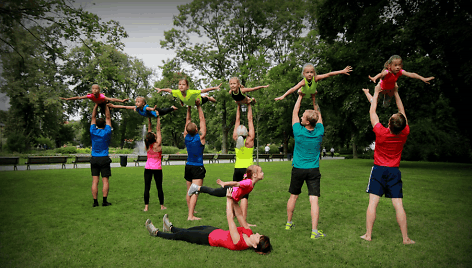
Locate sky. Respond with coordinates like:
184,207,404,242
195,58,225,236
0,0,193,111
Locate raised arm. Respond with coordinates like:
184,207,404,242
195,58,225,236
147,117,153,133
393,88,408,125
311,93,323,125
200,83,222,93
105,103,111,127
369,87,380,128
155,115,162,148
226,188,241,245
232,104,241,141
241,84,269,93
183,106,191,137
275,80,304,101
401,71,435,84
368,70,387,83
246,103,255,147
91,103,98,125
107,104,135,110
60,95,88,101
292,92,304,126
197,102,206,144
315,66,352,82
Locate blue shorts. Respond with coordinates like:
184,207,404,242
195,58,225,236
366,165,403,198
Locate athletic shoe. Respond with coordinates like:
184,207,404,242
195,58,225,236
93,203,99,207
311,230,325,239
102,201,112,207
188,183,199,196
146,219,158,237
285,222,294,230
163,214,172,232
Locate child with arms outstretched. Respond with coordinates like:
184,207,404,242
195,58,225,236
275,63,352,101
108,97,177,118
155,79,221,106
366,55,434,107
228,77,269,104
60,84,129,113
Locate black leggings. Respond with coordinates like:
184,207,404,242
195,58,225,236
199,185,230,197
156,107,175,116
157,226,218,245
144,169,163,205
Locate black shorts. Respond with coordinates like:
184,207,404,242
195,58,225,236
184,165,206,182
90,156,112,177
289,167,321,196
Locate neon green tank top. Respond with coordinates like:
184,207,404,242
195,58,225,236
235,141,254,168
301,77,317,94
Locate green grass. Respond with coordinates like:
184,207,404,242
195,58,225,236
1,160,471,267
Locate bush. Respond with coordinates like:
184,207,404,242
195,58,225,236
162,146,180,154
77,148,91,154
55,146,77,154
6,131,27,153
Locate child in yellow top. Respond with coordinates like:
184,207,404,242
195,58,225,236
155,79,221,106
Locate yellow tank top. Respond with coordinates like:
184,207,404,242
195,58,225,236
235,141,254,168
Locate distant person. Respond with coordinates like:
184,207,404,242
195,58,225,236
330,147,334,157
264,144,270,154
143,116,166,212
360,86,415,244
90,103,112,207
145,188,271,254
183,99,207,220
322,147,327,158
285,91,325,239
279,144,284,154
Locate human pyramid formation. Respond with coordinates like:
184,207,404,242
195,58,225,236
60,55,433,253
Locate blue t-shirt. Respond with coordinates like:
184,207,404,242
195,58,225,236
292,122,324,169
185,133,204,166
136,104,157,118
90,124,112,157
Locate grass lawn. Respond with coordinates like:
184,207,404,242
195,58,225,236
0,159,471,267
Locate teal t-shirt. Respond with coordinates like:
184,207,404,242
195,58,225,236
292,122,324,169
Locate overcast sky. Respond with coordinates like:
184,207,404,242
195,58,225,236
0,0,193,111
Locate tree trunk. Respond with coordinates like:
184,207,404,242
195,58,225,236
119,117,127,149
221,99,228,154
352,133,358,159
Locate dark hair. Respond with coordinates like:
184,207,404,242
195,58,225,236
96,118,106,129
145,132,156,150
254,235,272,255
389,113,407,135
186,122,198,136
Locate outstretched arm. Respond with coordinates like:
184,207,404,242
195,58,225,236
226,188,241,245
91,103,98,125
217,178,240,188
401,71,435,84
315,66,352,82
311,93,323,125
105,103,111,127
292,92,304,126
147,117,152,133
197,101,206,143
155,115,162,148
107,104,135,110
183,106,191,137
370,86,381,128
241,84,269,93
275,80,305,101
155,88,173,94
393,88,408,125
201,83,222,93
368,70,387,83
60,95,88,101
105,96,129,103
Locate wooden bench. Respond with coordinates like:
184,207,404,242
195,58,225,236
163,154,188,165
202,154,216,164
256,154,271,162
270,154,286,161
26,156,69,170
0,157,20,171
134,155,147,166
72,156,91,168
215,154,235,163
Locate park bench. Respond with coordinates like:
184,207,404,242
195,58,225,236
0,157,20,171
72,156,91,168
163,154,188,165
134,155,148,166
25,156,69,170
270,154,286,161
202,154,216,164
215,154,235,163
256,154,271,162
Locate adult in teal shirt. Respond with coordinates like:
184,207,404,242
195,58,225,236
285,91,325,240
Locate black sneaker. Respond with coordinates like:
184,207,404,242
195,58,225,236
102,201,112,207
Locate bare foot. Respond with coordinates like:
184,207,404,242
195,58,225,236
362,88,369,94
188,216,202,221
403,238,415,245
360,234,371,241
161,205,167,210
172,106,178,110
143,205,149,212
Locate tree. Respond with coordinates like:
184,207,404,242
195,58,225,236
161,0,309,153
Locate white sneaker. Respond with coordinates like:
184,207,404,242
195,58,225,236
145,219,158,236
163,214,172,232
188,183,199,196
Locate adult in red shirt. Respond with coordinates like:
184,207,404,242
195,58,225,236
360,86,415,245
145,188,271,254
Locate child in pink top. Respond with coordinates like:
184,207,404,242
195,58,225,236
60,84,129,113
143,116,166,211
366,55,434,107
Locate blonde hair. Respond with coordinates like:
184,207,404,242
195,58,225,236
383,55,403,71
245,165,261,179
135,96,146,105
302,63,316,77
235,125,248,149
186,122,198,136
306,110,319,126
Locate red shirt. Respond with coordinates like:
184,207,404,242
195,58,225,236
232,178,253,202
87,93,106,104
373,123,409,167
208,227,252,250
380,69,403,91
